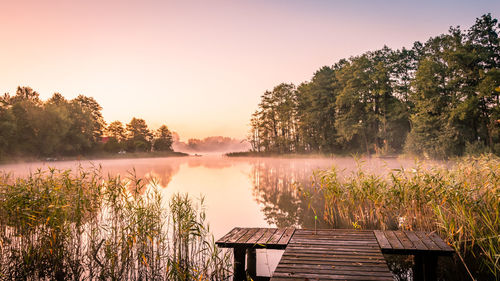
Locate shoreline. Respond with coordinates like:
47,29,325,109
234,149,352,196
225,151,403,159
0,151,189,165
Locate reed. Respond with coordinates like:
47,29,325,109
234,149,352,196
0,167,231,280
306,154,499,279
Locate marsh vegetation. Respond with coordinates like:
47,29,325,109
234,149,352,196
0,167,231,280
302,155,499,280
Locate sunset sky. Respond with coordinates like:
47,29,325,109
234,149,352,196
1,0,499,141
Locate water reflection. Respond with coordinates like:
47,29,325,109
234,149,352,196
0,156,431,233
251,159,322,228
248,157,427,229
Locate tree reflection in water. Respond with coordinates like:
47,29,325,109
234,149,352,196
250,158,331,229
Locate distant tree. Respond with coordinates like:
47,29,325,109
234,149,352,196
11,86,41,104
107,121,126,142
405,56,455,158
249,83,299,153
9,87,42,155
153,125,173,151
0,101,16,159
63,95,105,154
296,65,340,152
125,117,152,152
35,93,72,156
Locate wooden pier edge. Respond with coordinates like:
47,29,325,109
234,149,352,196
215,228,454,281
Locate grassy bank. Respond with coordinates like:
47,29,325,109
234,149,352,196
0,168,230,280
305,154,499,280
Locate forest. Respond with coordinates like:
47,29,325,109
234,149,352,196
0,88,174,159
248,14,500,158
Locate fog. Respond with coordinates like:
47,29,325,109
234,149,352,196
172,135,251,154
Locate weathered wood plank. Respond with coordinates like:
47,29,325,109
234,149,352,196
282,253,386,261
236,227,259,244
373,230,392,249
216,227,249,247
287,247,379,256
277,228,295,245
289,239,379,246
278,259,389,266
280,255,386,263
272,271,393,280
294,229,373,235
282,251,386,258
287,243,381,249
404,230,428,251
256,228,277,244
268,228,286,244
394,230,416,250
428,232,454,252
383,230,404,249
245,228,268,244
276,263,391,271
415,231,441,251
274,267,394,277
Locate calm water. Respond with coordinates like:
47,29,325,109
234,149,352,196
0,156,448,278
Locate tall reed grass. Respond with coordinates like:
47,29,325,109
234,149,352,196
0,167,231,280
306,154,499,280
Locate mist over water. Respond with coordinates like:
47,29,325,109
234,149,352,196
0,156,444,277
0,155,441,224
0,156,442,236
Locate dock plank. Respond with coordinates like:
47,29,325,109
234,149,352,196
236,228,259,244
277,228,295,245
404,230,428,251
394,231,416,250
428,232,454,252
268,228,287,244
415,231,441,251
373,230,392,249
246,228,268,244
216,227,249,247
256,228,277,244
271,229,393,281
383,230,405,250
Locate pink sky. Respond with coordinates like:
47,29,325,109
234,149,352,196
1,0,499,141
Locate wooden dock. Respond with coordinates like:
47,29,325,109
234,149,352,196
216,228,454,281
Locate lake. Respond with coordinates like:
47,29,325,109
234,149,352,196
0,155,441,277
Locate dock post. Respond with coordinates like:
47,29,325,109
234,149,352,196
247,248,257,278
424,254,437,281
233,247,246,281
415,254,437,281
415,254,423,281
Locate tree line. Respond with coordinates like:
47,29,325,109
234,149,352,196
0,87,174,159
173,136,250,153
248,14,500,158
